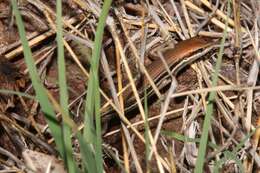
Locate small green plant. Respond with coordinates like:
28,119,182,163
194,0,231,172
11,0,112,172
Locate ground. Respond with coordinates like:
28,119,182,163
0,0,259,172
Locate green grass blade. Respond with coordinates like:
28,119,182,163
11,0,65,159
161,130,219,149
94,83,102,173
77,134,97,173
56,0,76,172
0,89,35,100
82,0,112,172
194,1,231,172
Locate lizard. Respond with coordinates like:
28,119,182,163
101,35,219,132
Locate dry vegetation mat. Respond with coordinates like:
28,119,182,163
0,0,259,172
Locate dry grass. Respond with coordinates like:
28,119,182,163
0,0,259,172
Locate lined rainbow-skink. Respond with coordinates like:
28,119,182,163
102,36,217,130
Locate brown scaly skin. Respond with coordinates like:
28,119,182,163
101,36,218,134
